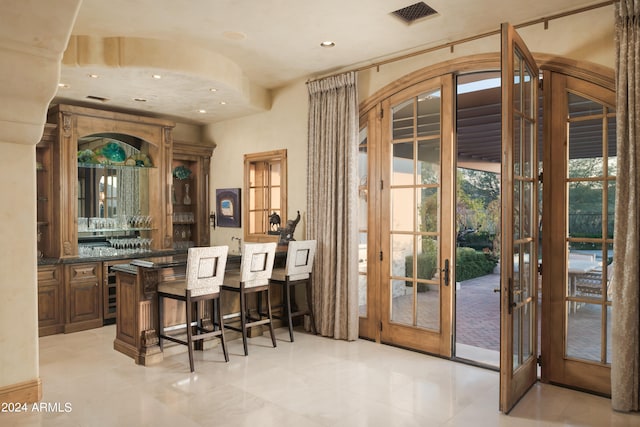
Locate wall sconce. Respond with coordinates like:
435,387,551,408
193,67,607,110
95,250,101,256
209,211,216,229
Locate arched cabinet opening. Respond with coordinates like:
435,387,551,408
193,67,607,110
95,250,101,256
47,104,174,259
77,133,155,257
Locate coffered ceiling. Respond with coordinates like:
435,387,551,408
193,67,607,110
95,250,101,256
51,0,605,125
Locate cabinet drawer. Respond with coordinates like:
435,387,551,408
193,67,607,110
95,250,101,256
38,265,60,282
67,263,99,282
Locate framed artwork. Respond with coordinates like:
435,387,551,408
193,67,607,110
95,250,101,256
216,188,241,227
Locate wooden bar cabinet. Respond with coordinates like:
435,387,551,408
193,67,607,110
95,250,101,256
36,105,215,336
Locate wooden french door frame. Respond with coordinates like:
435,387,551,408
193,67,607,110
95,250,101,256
541,72,615,395
499,22,540,413
358,106,383,341
357,47,616,408
376,75,455,357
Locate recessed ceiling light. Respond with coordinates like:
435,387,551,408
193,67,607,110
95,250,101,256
151,74,162,79
58,83,69,88
133,98,147,102
320,41,335,48
209,88,217,92
88,74,99,78
220,101,226,105
198,109,207,114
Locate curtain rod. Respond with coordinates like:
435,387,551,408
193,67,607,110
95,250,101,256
308,0,617,83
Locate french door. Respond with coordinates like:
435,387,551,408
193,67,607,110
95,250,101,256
541,72,615,395
377,76,455,356
499,23,539,413
356,22,615,410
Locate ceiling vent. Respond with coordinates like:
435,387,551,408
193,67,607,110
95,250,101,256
391,2,438,24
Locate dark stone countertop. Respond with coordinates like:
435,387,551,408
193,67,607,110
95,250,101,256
37,249,187,267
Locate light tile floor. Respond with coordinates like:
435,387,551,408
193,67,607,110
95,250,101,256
2,325,639,426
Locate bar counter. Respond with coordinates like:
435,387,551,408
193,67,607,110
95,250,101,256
112,250,285,365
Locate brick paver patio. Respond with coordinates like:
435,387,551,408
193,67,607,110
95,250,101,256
387,272,607,362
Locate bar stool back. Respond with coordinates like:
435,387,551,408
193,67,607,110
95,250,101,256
157,245,229,372
270,240,317,342
221,242,277,355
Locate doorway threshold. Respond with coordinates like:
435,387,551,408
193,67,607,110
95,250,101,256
454,343,499,370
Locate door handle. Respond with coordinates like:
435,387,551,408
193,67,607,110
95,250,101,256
442,259,450,286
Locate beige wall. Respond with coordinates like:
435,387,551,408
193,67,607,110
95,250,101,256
205,80,308,251
358,6,614,100
204,7,615,252
0,141,40,386
173,122,205,145
0,1,80,397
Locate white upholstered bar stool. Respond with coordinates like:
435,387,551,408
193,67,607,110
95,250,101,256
221,242,277,356
269,240,317,342
157,246,229,372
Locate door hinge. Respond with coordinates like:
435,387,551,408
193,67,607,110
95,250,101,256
380,179,384,190
538,263,543,275
537,355,543,366
539,79,544,91
538,172,543,183
380,108,384,119
379,321,383,331
379,251,383,261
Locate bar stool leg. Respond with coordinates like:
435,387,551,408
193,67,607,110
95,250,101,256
216,298,229,362
158,294,165,351
266,287,277,348
240,288,249,356
306,276,317,335
185,292,195,372
284,278,294,342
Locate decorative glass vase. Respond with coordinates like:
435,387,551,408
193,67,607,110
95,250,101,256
183,183,192,205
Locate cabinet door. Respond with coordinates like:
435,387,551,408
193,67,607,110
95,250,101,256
173,142,213,248
65,263,103,332
38,265,64,336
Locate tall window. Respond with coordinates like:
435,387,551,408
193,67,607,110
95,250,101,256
243,149,287,242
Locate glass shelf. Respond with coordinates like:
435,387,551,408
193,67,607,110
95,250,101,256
78,162,156,170
79,227,153,234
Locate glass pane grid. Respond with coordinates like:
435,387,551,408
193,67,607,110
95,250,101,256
509,47,537,374
564,90,615,366
389,89,442,333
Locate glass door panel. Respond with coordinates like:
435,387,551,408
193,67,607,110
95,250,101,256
500,23,539,413
380,75,454,356
542,72,615,396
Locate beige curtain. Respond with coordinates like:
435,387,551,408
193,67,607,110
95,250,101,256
306,72,359,340
612,0,640,412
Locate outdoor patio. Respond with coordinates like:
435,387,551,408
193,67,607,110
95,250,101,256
387,272,608,364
